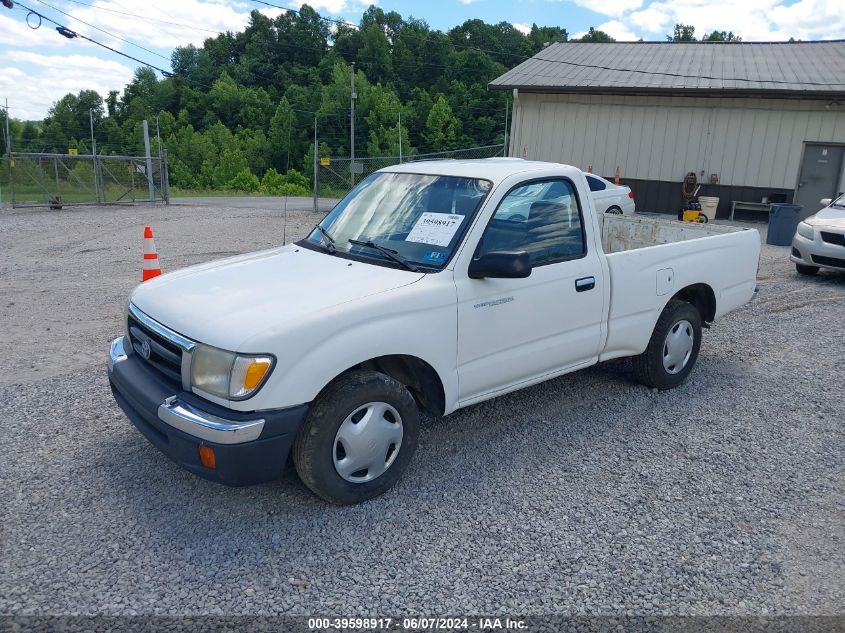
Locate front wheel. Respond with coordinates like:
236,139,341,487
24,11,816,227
293,370,420,504
632,300,702,390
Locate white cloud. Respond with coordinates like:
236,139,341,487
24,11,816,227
570,0,845,40
628,6,671,33
565,0,645,19
64,0,247,49
595,20,640,41
286,0,375,14
512,22,532,35
0,52,135,120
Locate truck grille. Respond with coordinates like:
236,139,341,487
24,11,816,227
127,312,184,386
820,231,845,247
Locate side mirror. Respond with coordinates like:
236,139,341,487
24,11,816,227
468,250,532,279
820,198,832,207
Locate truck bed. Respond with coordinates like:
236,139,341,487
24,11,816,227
596,214,761,363
598,214,748,253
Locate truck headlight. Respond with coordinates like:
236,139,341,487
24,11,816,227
190,344,274,400
796,222,814,240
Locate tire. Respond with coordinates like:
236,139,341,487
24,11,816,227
796,263,819,276
632,300,702,390
293,370,420,505
606,206,623,215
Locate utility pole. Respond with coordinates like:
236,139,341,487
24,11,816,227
286,110,292,173
350,62,356,188
155,115,163,157
312,116,318,214
90,108,101,202
142,119,155,201
398,110,402,163
503,98,509,157
89,108,97,156
5,98,12,207
0,100,6,207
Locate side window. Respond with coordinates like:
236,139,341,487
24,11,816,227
587,176,606,192
476,179,586,266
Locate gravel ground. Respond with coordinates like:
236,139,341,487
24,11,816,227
1,201,843,618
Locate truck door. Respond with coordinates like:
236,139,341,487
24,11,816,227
455,178,604,402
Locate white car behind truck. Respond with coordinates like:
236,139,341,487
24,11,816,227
108,159,760,504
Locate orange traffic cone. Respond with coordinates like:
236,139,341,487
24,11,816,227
142,226,162,281
614,165,621,185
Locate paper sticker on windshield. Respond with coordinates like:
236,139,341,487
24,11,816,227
406,213,464,247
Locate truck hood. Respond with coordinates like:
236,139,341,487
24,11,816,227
807,206,845,229
130,244,424,351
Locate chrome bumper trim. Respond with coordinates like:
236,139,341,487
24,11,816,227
108,336,128,371
128,303,196,352
157,396,265,445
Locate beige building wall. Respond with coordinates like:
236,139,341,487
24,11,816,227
509,93,845,191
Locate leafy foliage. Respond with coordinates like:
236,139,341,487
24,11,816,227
0,5,740,193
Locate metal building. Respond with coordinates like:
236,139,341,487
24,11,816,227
490,41,845,218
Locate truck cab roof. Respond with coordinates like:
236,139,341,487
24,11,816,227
381,158,579,185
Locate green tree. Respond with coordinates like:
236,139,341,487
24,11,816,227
424,95,459,151
668,24,697,41
703,30,742,42
580,27,616,42
229,169,260,192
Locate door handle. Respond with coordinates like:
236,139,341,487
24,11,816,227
575,276,596,292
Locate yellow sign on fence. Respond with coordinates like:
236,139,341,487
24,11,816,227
68,148,78,156
320,157,331,167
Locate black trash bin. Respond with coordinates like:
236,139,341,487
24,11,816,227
767,203,802,246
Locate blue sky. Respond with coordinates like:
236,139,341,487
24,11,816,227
1,0,844,120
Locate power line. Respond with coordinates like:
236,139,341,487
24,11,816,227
31,0,172,62
60,0,221,34
11,1,174,76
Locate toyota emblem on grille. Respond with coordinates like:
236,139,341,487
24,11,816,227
140,339,151,360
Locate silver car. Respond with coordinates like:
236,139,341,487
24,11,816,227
790,194,845,275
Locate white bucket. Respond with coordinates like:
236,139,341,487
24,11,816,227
698,196,720,221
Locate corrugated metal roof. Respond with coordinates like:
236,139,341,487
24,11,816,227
489,41,845,98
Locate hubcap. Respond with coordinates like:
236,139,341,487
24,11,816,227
333,402,403,483
662,319,694,374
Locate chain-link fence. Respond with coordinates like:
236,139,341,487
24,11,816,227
0,152,169,209
316,144,505,202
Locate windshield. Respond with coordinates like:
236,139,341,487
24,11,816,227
304,171,491,270
830,193,845,208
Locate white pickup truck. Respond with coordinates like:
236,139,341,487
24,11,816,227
108,159,760,504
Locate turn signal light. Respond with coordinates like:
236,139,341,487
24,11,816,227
243,360,271,390
198,444,216,470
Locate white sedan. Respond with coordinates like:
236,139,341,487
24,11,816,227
495,173,635,221
791,194,845,275
584,173,636,215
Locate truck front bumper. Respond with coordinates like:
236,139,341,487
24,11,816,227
107,336,308,486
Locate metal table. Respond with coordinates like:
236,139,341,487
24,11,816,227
730,201,771,222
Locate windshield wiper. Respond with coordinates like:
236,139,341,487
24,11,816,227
348,239,419,272
314,224,336,253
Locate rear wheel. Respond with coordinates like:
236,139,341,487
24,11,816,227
632,300,702,390
606,206,623,215
796,263,819,276
293,370,419,505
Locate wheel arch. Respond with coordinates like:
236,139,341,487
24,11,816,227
327,354,447,416
670,283,716,323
